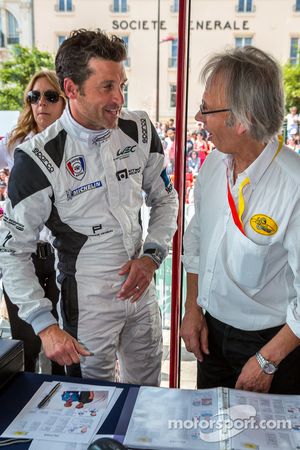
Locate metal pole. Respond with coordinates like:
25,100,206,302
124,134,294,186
155,0,160,123
169,0,191,388
31,0,35,47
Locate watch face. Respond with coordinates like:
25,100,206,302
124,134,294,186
263,362,277,374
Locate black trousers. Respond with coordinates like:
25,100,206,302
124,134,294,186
197,312,300,394
4,250,65,375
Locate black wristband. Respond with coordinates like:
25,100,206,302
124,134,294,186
142,248,165,268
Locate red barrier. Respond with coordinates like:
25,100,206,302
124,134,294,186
169,0,191,388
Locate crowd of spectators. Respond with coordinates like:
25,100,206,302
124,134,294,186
156,118,215,205
157,118,214,176
285,106,300,153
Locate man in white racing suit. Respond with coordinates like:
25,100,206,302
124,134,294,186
0,29,178,385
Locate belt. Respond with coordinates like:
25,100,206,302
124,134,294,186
36,242,54,259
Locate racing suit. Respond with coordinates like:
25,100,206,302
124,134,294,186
0,106,178,384
0,132,64,374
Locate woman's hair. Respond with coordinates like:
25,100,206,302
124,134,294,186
8,69,66,151
201,46,285,142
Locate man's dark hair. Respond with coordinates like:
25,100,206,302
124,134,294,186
55,29,127,91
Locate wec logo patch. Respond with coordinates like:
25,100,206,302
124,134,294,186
114,145,136,161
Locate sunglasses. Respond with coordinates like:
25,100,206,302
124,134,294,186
27,90,60,105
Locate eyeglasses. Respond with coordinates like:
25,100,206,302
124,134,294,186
199,102,231,115
27,90,60,105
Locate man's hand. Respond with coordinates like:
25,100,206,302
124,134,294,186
117,256,157,302
236,324,300,392
39,324,91,366
180,307,209,362
235,355,273,393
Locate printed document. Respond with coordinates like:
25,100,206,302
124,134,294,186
2,381,117,444
124,386,300,450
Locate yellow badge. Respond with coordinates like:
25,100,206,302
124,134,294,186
250,214,278,235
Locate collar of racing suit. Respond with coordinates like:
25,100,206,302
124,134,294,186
60,102,111,148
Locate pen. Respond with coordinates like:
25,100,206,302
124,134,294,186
37,382,61,409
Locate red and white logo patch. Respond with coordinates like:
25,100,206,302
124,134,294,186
66,155,86,180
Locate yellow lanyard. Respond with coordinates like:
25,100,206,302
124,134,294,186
228,135,284,235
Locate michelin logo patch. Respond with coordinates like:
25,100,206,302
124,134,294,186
66,155,86,180
66,180,102,200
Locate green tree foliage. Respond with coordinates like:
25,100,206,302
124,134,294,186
0,45,54,111
283,62,300,113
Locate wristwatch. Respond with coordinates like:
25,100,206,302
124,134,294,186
142,248,165,268
255,352,278,375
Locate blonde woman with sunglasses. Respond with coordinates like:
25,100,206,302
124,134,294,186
0,69,66,374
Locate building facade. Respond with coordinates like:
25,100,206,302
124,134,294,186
0,0,33,60
2,0,300,124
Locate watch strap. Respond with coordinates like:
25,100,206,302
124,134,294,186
255,352,278,373
142,248,165,268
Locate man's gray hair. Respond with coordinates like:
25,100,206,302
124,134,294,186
201,46,285,142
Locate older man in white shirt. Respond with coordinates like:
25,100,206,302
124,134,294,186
181,46,300,394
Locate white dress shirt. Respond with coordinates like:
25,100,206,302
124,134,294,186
182,136,300,337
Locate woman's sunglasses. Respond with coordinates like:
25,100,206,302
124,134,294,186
27,90,60,105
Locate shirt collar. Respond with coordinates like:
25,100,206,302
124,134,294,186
221,136,282,187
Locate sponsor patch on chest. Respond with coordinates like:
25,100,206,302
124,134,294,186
66,155,86,180
66,180,103,200
114,145,136,161
250,214,278,235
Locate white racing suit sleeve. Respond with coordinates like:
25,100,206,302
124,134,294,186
0,148,57,334
182,175,201,274
142,121,178,266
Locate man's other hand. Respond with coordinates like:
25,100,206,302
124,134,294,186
39,324,91,366
180,307,209,362
235,355,273,393
117,256,157,302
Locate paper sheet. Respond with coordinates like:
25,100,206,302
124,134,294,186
124,386,220,450
28,434,125,450
2,381,118,444
228,390,300,450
